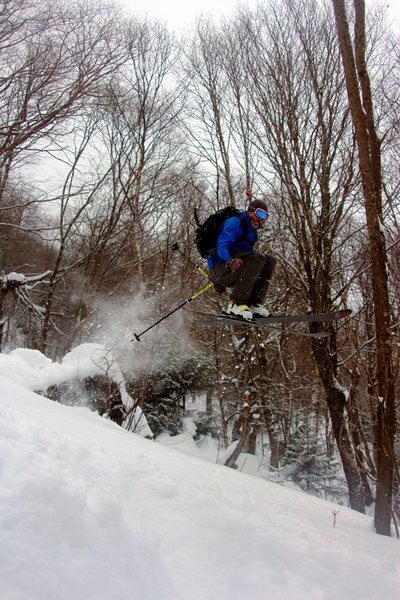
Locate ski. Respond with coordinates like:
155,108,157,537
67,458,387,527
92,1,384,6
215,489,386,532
187,308,351,338
190,308,351,325
248,308,351,325
199,315,331,337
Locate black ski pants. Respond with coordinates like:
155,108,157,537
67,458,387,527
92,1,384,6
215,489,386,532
209,251,276,305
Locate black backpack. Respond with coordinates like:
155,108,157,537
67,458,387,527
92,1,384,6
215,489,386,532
194,207,246,258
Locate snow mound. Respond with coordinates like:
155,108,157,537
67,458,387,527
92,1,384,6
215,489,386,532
0,375,398,600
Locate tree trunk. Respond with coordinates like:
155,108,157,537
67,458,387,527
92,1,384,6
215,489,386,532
262,403,281,470
326,386,365,512
206,388,213,415
332,0,396,536
313,333,366,513
225,399,251,469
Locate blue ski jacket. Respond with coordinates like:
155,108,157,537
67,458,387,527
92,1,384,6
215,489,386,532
207,211,258,270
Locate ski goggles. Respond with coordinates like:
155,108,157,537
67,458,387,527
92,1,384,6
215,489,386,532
253,208,269,221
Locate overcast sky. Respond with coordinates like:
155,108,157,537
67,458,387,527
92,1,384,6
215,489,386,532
120,0,400,31
120,0,253,30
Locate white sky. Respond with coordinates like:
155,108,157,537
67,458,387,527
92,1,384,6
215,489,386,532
120,0,400,31
120,0,253,30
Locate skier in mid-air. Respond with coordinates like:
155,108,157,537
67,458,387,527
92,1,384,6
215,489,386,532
207,197,276,321
132,196,350,341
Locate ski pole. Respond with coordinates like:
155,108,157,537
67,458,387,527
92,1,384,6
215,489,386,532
171,242,209,279
131,280,214,342
172,241,226,295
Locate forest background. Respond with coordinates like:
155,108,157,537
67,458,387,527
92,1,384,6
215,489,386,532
0,0,399,535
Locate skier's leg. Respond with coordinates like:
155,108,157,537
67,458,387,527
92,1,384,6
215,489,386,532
248,254,277,305
209,252,275,305
209,261,240,289
229,252,267,304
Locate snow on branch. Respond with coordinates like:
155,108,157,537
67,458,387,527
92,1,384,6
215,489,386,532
1,270,52,289
1,270,53,322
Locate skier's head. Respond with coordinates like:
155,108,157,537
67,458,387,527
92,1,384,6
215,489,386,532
247,197,269,229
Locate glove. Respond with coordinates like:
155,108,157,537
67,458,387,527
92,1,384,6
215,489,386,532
227,258,244,272
213,283,226,294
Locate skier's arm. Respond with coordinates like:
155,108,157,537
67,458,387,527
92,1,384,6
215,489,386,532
216,217,243,265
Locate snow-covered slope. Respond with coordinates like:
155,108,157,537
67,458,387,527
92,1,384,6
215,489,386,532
0,374,398,600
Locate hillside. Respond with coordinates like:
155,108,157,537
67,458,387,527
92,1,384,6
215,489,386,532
0,372,399,600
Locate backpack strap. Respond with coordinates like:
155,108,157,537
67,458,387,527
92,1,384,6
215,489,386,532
194,207,201,227
237,212,248,240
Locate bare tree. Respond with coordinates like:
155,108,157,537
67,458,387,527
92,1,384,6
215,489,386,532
0,0,126,203
241,0,367,511
332,0,396,535
0,0,131,352
98,18,185,290
37,116,111,353
180,17,256,206
0,269,52,351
